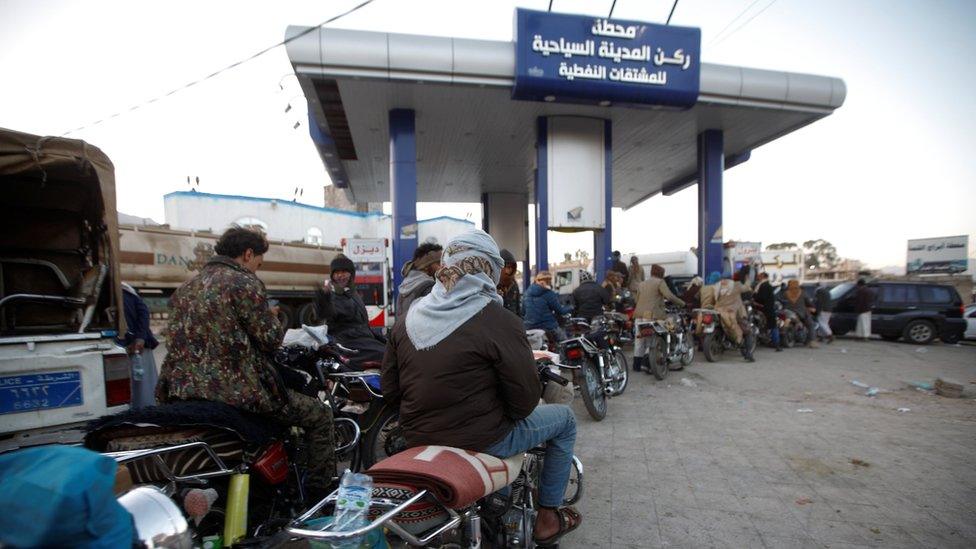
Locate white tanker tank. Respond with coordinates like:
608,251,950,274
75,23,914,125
119,224,340,327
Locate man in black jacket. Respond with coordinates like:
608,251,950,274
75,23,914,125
316,255,386,365
571,271,609,322
753,272,782,351
498,249,522,317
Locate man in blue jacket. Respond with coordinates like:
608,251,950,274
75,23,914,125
523,271,573,347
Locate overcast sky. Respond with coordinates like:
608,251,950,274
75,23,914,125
2,0,974,269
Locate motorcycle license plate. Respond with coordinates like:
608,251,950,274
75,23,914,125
0,371,83,415
638,327,655,337
703,324,716,333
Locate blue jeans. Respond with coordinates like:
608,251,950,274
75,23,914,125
485,404,577,507
770,325,780,347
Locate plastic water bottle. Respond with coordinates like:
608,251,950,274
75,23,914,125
332,469,373,548
131,352,144,381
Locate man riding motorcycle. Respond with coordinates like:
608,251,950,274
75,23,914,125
713,274,756,362
156,226,336,498
382,230,581,546
571,270,610,322
396,242,443,315
316,254,387,366
633,264,685,372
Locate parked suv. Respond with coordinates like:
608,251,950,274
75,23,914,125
828,280,967,344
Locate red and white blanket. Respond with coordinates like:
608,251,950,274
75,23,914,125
367,445,523,509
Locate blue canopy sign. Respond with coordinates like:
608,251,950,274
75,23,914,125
513,9,701,108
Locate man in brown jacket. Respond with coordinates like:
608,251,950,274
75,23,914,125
382,229,580,545
632,264,685,371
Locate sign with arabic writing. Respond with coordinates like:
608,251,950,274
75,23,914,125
906,235,969,275
513,9,701,108
343,238,387,263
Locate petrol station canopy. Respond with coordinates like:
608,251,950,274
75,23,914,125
285,25,846,209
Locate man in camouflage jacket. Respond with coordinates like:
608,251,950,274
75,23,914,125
156,227,336,496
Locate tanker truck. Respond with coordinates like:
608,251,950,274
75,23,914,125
118,224,345,328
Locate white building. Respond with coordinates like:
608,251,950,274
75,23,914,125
163,191,474,247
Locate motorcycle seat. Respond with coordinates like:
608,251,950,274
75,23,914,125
367,445,524,510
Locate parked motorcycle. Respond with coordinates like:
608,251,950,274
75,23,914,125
634,306,694,380
560,317,628,421
275,359,584,548
696,308,758,362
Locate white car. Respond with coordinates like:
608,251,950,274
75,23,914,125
965,304,976,340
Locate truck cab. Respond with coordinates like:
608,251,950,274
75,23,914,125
0,129,129,452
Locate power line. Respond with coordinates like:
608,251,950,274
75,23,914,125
608,0,618,18
665,0,679,25
707,0,763,46
710,0,779,47
548,0,554,12
61,0,377,136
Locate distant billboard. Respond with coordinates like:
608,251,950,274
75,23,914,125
906,235,968,275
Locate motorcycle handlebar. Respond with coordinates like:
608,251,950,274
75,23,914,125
538,364,570,386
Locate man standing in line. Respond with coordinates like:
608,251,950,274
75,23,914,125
814,283,834,343
396,242,443,315
627,255,644,293
854,279,874,341
610,251,629,289
498,249,522,317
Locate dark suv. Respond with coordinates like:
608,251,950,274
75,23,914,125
829,281,967,344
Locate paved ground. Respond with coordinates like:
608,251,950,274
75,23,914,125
563,339,976,548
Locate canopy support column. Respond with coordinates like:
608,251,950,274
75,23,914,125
390,109,418,304
697,129,724,278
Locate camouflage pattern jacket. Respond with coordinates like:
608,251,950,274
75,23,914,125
156,255,285,414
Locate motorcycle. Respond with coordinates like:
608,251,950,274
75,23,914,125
695,308,758,363
778,308,808,348
86,399,362,546
634,305,694,381
559,317,628,421
593,310,633,345
273,338,404,470
275,358,584,549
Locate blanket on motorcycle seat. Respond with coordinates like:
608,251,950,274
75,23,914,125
367,445,523,509
84,400,284,484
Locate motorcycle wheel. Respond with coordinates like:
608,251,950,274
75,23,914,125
680,340,695,366
703,332,723,362
577,359,607,421
563,456,584,506
783,327,796,348
652,338,669,381
361,406,405,469
608,349,629,395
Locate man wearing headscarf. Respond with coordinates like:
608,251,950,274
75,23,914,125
682,276,704,311
714,274,756,361
382,229,581,545
497,249,522,317
396,243,443,316
633,264,685,371
780,279,818,348
316,254,387,366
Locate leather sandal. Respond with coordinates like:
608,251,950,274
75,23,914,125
534,506,582,546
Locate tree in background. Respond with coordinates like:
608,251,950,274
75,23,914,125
766,242,798,250
802,239,840,271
